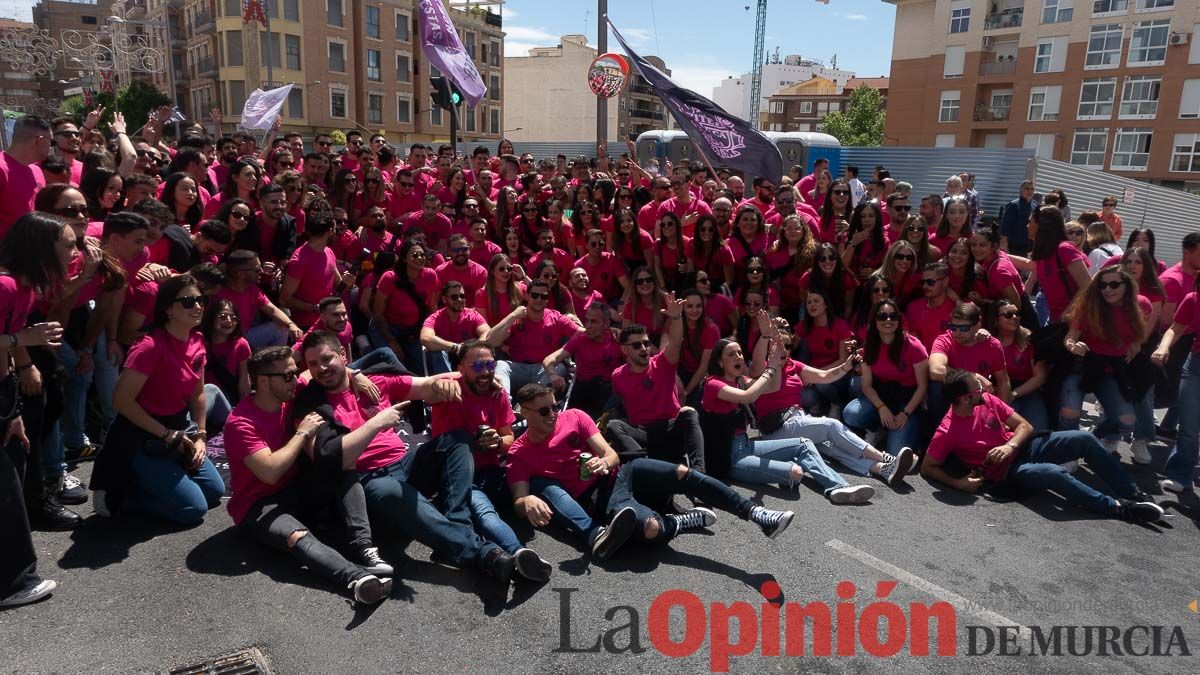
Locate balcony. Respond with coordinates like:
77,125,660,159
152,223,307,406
979,57,1017,76
983,8,1023,31
125,0,147,18
973,104,1011,122
630,108,664,121
193,10,215,34
196,57,217,79
629,83,654,96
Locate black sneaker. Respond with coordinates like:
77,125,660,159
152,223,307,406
749,505,794,539
668,506,717,534
513,548,553,582
64,441,100,465
1117,499,1165,524
56,474,87,506
483,547,516,586
881,447,915,487
348,575,392,604
355,546,394,576
591,507,637,560
31,494,82,531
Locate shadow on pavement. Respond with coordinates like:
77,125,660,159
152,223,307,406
58,514,200,570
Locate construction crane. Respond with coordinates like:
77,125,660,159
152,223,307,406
747,0,768,130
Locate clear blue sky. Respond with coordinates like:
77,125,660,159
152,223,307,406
4,0,897,96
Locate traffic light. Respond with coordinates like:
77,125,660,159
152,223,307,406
429,76,462,111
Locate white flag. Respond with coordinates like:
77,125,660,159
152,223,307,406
239,84,294,131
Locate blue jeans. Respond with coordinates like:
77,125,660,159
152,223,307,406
1034,291,1050,327
1012,391,1049,433
1059,372,1134,439
1093,388,1156,442
204,384,232,434
1163,354,1200,486
127,450,225,525
349,346,405,371
246,321,288,350
842,395,920,455
730,433,848,496
368,322,450,375
359,430,499,570
528,477,602,546
58,331,118,450
801,379,851,414
764,411,875,475
1006,430,1139,515
470,465,521,553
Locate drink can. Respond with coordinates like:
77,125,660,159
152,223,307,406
477,425,489,439
578,452,594,480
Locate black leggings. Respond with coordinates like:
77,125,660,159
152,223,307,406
602,458,755,542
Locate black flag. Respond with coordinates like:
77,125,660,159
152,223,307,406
606,18,783,183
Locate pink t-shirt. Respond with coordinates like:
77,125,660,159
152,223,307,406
469,240,502,268
1073,295,1152,357
569,289,605,317
205,336,251,388
680,320,720,373
705,293,737,336
0,152,45,239
927,393,1018,482
794,318,852,368
327,374,414,472
727,232,769,270
376,267,438,326
124,329,206,415
216,284,271,328
656,197,712,236
1160,263,1197,307
1037,242,1088,322
528,248,576,281
754,358,806,416
637,201,663,232
504,308,578,363
866,333,928,388
0,275,36,334
286,244,339,326
474,284,522,326
292,318,353,355
980,254,1025,299
1172,292,1200,354
435,259,488,305
223,398,298,524
507,409,604,499
575,252,626,301
564,330,622,382
402,212,453,248
904,297,955,350
611,352,682,426
685,240,735,282
702,376,740,416
429,385,516,470
614,228,655,267
421,307,486,344
931,333,1006,377
1002,338,1036,383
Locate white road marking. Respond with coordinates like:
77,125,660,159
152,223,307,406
825,539,1029,638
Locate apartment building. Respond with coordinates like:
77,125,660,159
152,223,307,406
764,76,890,133
31,0,118,102
883,0,1200,190
712,54,856,125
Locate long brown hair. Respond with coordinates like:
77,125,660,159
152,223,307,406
1064,267,1146,348
771,214,816,273
485,252,523,322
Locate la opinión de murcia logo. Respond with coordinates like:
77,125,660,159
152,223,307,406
553,583,1194,671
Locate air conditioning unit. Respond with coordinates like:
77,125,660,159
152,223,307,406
1169,32,1190,47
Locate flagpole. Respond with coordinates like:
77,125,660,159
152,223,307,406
596,1,608,153
692,141,725,188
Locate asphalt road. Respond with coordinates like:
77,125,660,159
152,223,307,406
3,425,1199,674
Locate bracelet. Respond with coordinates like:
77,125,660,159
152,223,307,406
193,430,207,441
296,429,310,439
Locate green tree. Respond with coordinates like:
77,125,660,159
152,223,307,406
820,86,886,147
59,80,170,134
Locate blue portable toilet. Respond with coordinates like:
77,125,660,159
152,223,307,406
765,131,842,179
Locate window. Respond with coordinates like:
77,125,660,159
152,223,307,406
327,0,342,27
396,12,410,41
490,74,500,101
1119,76,1160,118
366,6,380,39
285,35,301,71
1071,128,1108,168
330,89,347,118
1078,78,1117,119
466,106,477,132
466,32,475,59
1028,85,1062,120
490,41,500,67
1042,0,1073,23
491,109,501,134
949,1,970,33
82,15,97,25
770,101,783,113
1170,133,1200,172
943,45,965,78
367,94,383,124
266,0,279,20
328,41,345,72
287,88,303,118
225,30,243,67
396,53,410,82
1182,80,1200,118
224,0,239,17
1135,0,1173,11
1192,23,1200,64
397,96,412,124
1085,24,1123,69
800,101,813,113
935,134,956,147
366,49,381,81
1128,20,1170,65
431,106,443,127
1111,128,1152,170
229,80,246,115
1093,0,1128,15
939,91,960,122
260,32,281,69
1035,36,1067,73
284,0,299,21
1023,133,1057,158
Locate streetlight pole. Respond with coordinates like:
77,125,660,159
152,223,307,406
596,0,607,153
265,0,273,87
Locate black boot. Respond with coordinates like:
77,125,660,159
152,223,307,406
483,547,515,586
31,490,83,531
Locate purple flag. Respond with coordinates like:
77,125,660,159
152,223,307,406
607,18,783,183
417,0,487,107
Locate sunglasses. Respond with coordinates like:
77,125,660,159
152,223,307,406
744,300,763,307
876,312,900,322
277,162,294,169
263,369,301,382
470,359,497,373
451,246,469,254
921,277,944,286
696,277,711,284
525,404,556,418
497,265,513,272
529,291,549,300
905,225,925,233
1099,280,1125,290
872,287,890,294
446,293,467,301
316,141,332,147
366,178,381,184
523,207,539,213
410,253,427,260
624,339,653,350
818,255,838,262
832,190,850,196
55,130,80,138
747,268,765,274
892,205,911,212
635,277,655,285
1103,203,1116,207
1067,230,1085,236
947,323,974,333
398,181,414,187
54,206,86,219
588,240,603,248
174,295,208,309
216,312,239,322
999,311,1020,319
895,253,915,261
231,211,251,220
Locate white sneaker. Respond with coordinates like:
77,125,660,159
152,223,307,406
1130,440,1152,465
1059,460,1079,474
348,575,392,604
0,579,57,607
1102,437,1121,457
829,484,874,504
1160,478,1190,494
